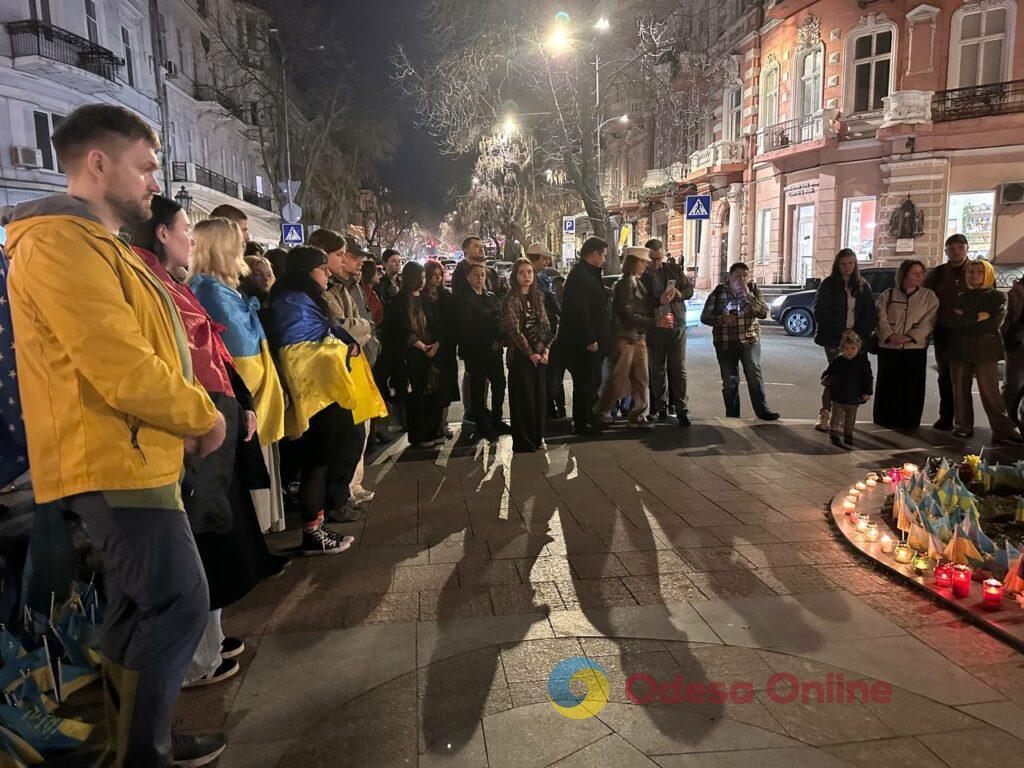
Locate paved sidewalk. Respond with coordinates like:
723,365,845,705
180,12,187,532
178,419,1024,767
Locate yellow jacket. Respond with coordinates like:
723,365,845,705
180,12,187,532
4,195,218,503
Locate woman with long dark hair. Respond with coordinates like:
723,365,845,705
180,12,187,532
502,258,551,452
812,248,876,432
384,261,446,447
873,259,939,429
129,196,285,688
269,246,387,552
423,258,459,436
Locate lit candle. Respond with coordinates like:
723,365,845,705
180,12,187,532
912,552,930,575
880,534,894,553
894,542,913,563
867,472,879,482
855,515,870,533
951,564,972,598
848,488,861,496
842,500,856,512
865,523,880,542
982,578,1004,607
866,478,877,488
934,562,953,589
856,482,867,491
845,495,858,505
903,463,919,474
881,475,892,484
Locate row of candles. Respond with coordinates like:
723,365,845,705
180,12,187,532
842,465,1005,608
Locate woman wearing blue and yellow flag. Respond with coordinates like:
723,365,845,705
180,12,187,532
189,218,288,532
268,246,387,556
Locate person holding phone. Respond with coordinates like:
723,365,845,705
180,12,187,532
641,239,694,426
700,262,779,420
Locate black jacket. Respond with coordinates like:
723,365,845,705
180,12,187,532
456,288,503,361
559,260,609,355
611,275,655,341
821,354,874,406
452,260,502,296
641,260,694,331
813,274,876,348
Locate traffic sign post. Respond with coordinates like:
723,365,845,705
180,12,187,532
562,216,575,235
685,195,711,220
281,223,305,246
281,202,303,224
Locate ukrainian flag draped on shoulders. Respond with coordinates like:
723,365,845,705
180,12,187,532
269,290,387,438
189,273,285,445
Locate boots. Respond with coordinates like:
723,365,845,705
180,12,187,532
815,408,830,433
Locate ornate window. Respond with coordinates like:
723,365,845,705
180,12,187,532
724,87,743,140
845,16,897,114
949,1,1016,88
759,56,780,128
798,47,824,118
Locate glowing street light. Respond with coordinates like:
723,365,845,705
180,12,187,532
594,17,611,32
618,113,629,124
546,27,573,55
501,116,518,136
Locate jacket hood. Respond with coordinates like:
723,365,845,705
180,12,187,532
2,195,108,257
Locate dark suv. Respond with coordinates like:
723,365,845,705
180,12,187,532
769,268,896,337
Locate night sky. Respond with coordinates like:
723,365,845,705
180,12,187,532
336,0,473,225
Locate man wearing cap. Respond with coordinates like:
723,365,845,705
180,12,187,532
526,243,565,420
641,238,694,427
594,245,672,428
924,233,970,430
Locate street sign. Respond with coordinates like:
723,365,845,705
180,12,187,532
562,216,575,234
685,195,711,220
278,180,301,199
281,223,305,246
561,241,576,263
281,202,302,224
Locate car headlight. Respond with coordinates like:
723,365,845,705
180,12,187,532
771,295,786,309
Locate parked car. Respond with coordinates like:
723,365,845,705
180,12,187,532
493,261,514,279
769,267,896,337
441,259,458,286
601,274,706,328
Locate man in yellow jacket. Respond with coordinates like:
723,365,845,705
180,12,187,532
5,104,226,767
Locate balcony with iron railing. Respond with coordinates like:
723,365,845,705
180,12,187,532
932,80,1024,122
194,83,251,124
173,162,274,213
6,20,123,85
756,110,836,156
242,186,272,211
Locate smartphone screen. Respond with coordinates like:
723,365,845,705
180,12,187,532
666,279,676,291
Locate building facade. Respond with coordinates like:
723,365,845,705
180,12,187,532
605,0,1024,289
0,0,280,242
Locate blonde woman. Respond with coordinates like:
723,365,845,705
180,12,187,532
190,217,287,531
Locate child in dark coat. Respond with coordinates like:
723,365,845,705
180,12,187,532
821,330,873,447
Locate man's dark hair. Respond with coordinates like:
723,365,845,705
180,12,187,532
461,236,482,251
645,238,664,251
579,236,607,258
308,228,346,254
382,247,401,262
244,241,265,257
52,104,159,167
209,204,247,224
728,262,749,275
946,233,969,247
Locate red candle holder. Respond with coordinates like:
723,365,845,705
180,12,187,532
951,564,972,598
982,578,1004,607
934,563,953,589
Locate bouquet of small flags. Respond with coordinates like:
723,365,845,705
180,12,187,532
0,580,104,765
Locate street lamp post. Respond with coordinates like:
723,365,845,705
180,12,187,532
269,29,294,212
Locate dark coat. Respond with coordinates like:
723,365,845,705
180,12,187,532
948,288,1007,364
813,274,876,348
559,260,609,356
382,294,445,398
821,354,874,406
424,288,459,405
456,288,503,362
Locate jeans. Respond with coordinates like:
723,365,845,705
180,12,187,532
647,327,688,415
715,341,769,417
829,403,858,436
70,495,209,767
184,610,224,684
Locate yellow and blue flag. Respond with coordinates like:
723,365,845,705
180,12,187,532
189,275,285,445
269,291,387,438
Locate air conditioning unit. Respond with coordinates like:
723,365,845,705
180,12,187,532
10,146,42,168
164,61,179,78
999,182,1024,205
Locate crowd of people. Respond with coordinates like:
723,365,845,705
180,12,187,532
3,102,1024,767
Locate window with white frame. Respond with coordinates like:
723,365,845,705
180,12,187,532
951,3,1014,88
33,110,65,171
842,197,877,261
760,61,780,128
756,209,771,263
84,0,99,43
725,87,743,140
798,47,823,118
121,27,135,88
850,28,893,113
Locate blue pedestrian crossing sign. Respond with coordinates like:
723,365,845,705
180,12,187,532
685,195,711,220
281,223,305,245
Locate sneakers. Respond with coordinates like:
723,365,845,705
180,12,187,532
628,416,654,430
182,659,239,690
327,499,364,523
815,409,830,433
220,637,245,660
302,524,354,556
351,486,375,504
171,731,226,767
655,409,668,422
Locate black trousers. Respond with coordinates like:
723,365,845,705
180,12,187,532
567,348,603,432
874,348,927,429
325,406,366,512
70,496,208,767
406,390,444,444
508,351,547,452
546,345,567,417
465,350,506,430
934,329,955,423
